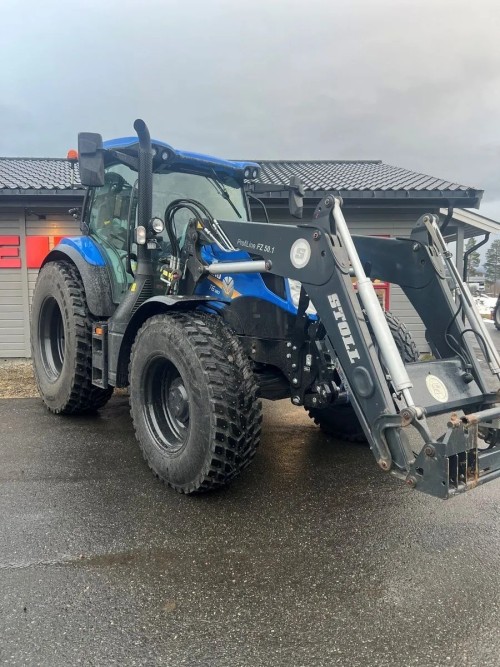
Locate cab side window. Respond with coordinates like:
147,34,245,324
84,163,138,302
88,169,136,251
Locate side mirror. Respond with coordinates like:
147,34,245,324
78,132,105,187
288,176,305,219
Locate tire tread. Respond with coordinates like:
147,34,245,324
129,312,262,494
32,261,113,414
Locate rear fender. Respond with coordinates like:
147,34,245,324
41,237,115,317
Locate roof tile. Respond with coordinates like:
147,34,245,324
0,157,479,196
0,158,82,191
269,160,440,193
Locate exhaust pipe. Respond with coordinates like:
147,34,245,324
134,118,153,231
133,119,153,274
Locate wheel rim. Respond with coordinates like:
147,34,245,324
496,308,500,328
142,356,190,454
38,296,65,381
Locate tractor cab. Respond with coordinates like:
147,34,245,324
81,137,257,304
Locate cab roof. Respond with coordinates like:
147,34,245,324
103,136,259,180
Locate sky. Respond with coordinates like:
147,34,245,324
1,0,500,224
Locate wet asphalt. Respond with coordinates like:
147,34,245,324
1,330,500,666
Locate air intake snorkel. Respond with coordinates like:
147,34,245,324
133,118,153,276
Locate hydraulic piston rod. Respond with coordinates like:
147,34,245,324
427,216,500,379
332,198,416,406
208,260,271,274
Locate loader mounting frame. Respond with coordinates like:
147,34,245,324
207,196,500,498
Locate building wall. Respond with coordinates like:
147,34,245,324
26,214,81,311
2,201,433,358
0,212,27,356
0,208,80,358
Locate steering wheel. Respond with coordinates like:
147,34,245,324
102,218,128,249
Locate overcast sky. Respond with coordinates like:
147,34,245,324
1,0,500,221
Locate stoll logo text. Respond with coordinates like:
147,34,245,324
328,293,361,364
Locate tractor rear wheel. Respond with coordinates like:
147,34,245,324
307,310,419,442
31,261,113,414
129,312,262,494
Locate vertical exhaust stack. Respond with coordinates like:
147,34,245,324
133,118,153,276
105,119,155,347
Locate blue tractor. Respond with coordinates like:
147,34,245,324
31,120,500,498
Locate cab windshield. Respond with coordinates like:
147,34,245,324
86,163,248,300
87,163,248,250
152,169,248,223
151,170,248,254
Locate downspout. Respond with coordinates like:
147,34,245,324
463,233,489,281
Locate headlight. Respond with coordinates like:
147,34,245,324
244,167,251,179
151,217,165,234
287,279,317,315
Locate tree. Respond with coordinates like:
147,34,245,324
465,237,481,277
484,239,500,295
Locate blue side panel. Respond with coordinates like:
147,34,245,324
57,236,106,267
194,246,298,316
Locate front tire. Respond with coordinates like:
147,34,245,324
307,310,419,442
129,312,262,494
31,261,113,414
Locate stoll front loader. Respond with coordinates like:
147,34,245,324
31,119,500,498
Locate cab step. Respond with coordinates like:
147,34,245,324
91,322,108,388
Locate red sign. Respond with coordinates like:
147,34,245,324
0,235,66,269
0,236,21,268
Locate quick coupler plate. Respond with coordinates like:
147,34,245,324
407,406,500,498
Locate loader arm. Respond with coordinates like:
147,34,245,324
211,195,500,498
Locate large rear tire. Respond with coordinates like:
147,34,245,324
31,261,113,414
307,310,419,442
129,312,262,494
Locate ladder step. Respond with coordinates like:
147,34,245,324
92,322,108,388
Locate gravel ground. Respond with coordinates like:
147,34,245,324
0,359,128,400
0,359,38,399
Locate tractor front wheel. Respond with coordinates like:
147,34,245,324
129,312,262,494
307,310,419,442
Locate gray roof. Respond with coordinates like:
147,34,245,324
0,156,482,207
257,160,472,193
0,158,82,191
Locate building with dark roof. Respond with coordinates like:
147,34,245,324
255,159,482,207
0,156,494,357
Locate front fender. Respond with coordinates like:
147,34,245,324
41,237,115,317
114,295,223,386
125,295,222,334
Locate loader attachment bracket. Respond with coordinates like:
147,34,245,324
407,407,500,498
